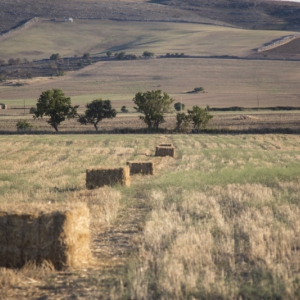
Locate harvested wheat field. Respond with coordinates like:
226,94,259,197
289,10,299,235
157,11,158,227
0,134,300,299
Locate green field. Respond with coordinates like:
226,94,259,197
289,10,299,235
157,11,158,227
1,134,300,298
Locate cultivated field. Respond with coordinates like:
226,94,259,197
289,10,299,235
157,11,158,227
1,58,300,110
0,19,296,61
1,134,300,299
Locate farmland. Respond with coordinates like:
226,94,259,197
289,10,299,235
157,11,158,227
1,134,300,298
1,0,300,299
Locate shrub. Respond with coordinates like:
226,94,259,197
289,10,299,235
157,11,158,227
16,120,33,132
121,106,129,113
50,53,60,60
106,51,112,57
82,53,90,59
143,51,154,57
174,102,185,111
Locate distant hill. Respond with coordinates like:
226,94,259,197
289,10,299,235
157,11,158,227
0,0,300,34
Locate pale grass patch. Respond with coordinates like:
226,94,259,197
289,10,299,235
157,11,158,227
129,181,300,299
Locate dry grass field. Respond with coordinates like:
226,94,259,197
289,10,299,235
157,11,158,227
1,58,300,111
0,134,300,299
0,19,296,62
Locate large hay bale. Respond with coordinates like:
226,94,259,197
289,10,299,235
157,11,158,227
0,203,91,270
155,146,175,158
126,161,154,175
86,166,130,189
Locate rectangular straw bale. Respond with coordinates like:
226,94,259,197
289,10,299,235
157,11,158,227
0,202,91,270
86,166,130,189
155,146,175,158
126,161,154,175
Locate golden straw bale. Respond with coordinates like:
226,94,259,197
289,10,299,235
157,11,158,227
155,146,175,158
0,203,91,270
126,161,154,175
86,166,130,189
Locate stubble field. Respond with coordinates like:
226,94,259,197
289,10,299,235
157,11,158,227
1,134,300,299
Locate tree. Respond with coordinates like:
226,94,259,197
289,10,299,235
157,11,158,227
188,105,213,131
34,89,78,132
133,90,174,130
176,112,190,132
78,99,117,131
174,102,185,111
143,51,154,57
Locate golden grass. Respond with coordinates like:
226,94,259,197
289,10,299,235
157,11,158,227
1,134,300,298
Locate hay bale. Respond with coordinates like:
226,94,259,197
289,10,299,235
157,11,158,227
127,161,154,175
86,166,130,189
0,203,91,270
155,146,175,158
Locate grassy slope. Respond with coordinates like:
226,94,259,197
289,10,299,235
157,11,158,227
0,19,296,62
1,134,300,298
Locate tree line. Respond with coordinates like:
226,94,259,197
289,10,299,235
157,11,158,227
18,88,213,132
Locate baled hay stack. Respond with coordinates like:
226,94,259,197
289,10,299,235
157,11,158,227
86,166,130,189
155,146,175,158
126,161,154,175
0,202,91,270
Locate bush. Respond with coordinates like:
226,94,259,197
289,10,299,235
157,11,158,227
83,53,90,59
174,102,185,111
143,51,154,57
16,120,33,132
106,51,112,57
121,106,129,113
50,53,60,60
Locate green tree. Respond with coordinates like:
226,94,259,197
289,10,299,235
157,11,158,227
78,99,117,131
174,102,185,111
176,112,190,132
34,89,78,132
188,105,213,131
133,90,174,130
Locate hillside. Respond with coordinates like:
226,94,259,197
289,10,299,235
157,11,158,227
1,0,300,34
